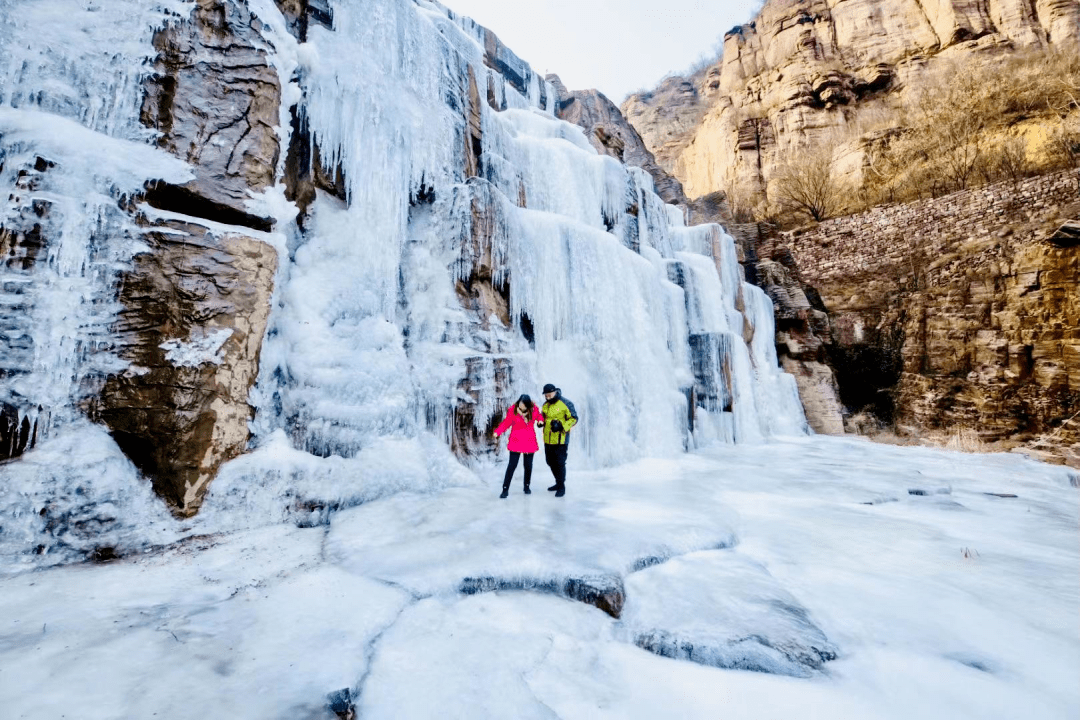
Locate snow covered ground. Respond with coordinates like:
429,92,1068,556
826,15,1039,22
1,436,1076,719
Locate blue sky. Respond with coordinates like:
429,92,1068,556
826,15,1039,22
445,0,759,102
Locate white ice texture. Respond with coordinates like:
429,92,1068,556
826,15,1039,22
0,0,807,565
0,438,1077,719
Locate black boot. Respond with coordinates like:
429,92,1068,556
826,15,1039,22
548,484,558,492
500,486,509,499
554,487,565,498
523,485,531,494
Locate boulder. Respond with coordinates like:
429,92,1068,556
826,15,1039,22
92,216,276,517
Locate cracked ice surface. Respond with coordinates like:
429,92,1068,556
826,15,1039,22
1,437,1077,719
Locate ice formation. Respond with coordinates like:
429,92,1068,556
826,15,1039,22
0,0,805,563
0,2,1077,717
1,438,1077,718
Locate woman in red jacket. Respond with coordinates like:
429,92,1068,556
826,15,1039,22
493,394,542,498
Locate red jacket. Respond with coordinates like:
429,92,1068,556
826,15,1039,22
495,405,542,453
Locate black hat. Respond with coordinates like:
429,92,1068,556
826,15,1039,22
542,384,558,394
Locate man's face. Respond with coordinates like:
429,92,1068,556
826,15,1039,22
544,391,556,401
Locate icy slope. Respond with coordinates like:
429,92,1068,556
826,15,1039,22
0,438,1076,719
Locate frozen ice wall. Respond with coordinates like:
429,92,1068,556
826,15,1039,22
0,0,807,564
247,0,807,473
0,0,195,452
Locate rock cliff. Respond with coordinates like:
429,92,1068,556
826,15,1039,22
624,0,1080,202
787,170,1080,465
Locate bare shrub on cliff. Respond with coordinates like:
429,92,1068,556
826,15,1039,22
986,136,1032,184
771,142,845,223
856,45,1080,208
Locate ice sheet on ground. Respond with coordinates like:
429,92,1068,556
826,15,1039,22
325,469,739,598
0,525,410,720
2,437,1076,719
622,550,838,677
0,422,181,572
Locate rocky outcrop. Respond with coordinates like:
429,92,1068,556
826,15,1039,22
624,0,1080,201
754,242,846,435
141,0,282,231
87,0,284,514
620,76,709,180
92,216,276,517
547,75,689,207
788,169,1080,463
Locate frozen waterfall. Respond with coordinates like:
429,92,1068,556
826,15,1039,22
0,0,805,568
248,0,806,465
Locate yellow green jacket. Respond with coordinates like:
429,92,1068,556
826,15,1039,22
541,397,577,445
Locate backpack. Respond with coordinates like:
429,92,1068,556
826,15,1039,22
560,393,579,422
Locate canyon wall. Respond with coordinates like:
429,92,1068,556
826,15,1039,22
623,0,1080,203
785,169,1080,464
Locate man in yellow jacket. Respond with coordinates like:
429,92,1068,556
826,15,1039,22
540,383,577,497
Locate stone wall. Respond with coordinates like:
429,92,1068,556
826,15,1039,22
785,169,1080,463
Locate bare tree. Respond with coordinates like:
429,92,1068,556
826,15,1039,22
772,142,844,223
989,136,1031,184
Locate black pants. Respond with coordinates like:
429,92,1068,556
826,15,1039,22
502,452,534,490
544,443,568,490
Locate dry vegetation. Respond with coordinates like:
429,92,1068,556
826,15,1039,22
765,46,1080,227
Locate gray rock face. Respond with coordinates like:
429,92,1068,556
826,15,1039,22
548,76,689,207
141,0,282,231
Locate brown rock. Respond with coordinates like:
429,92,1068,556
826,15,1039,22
624,0,1079,202
141,0,282,231
788,169,1080,459
92,216,277,517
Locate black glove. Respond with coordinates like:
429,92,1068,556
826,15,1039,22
550,419,564,433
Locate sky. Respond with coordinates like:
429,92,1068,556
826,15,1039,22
444,0,760,103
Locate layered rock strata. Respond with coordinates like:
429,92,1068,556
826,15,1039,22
788,169,1080,463
623,0,1080,201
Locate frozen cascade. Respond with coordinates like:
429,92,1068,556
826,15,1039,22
0,0,195,449
1,0,806,567
247,0,806,470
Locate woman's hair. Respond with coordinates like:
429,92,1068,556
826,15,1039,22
515,394,534,414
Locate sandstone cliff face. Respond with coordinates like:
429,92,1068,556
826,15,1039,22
624,0,1080,201
619,76,709,185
